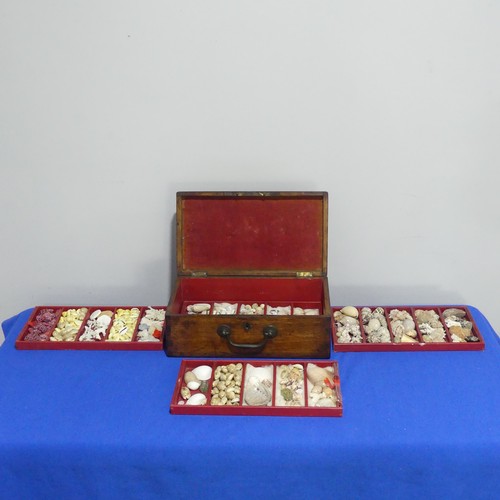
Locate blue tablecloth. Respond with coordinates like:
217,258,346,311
1,307,499,499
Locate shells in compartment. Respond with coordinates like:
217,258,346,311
442,308,478,343
389,309,417,343
293,307,319,315
415,309,446,343
306,363,333,386
211,363,243,406
240,303,265,315
276,364,305,407
267,305,291,315
213,302,238,315
307,363,337,408
243,364,273,406
187,303,211,314
334,308,362,343
361,307,390,343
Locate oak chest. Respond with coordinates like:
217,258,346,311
163,192,332,358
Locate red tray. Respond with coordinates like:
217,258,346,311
15,306,166,350
332,305,485,352
170,359,343,417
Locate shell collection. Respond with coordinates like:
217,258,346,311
334,305,481,347
361,307,390,343
276,364,305,406
20,306,166,344
333,306,362,343
414,309,446,343
80,309,113,341
213,302,238,315
243,365,273,406
185,302,320,315
389,309,418,343
24,308,59,341
51,308,88,341
442,308,479,343
173,361,340,412
137,307,165,342
107,308,140,342
178,364,213,406
211,363,243,406
306,363,338,407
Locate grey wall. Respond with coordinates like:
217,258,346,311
1,1,499,342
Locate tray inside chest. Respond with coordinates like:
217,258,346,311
169,276,328,316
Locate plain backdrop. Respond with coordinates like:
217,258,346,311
1,1,499,345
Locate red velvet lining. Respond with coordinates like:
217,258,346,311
170,277,325,314
179,195,325,274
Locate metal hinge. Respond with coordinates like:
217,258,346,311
191,271,207,277
296,271,313,278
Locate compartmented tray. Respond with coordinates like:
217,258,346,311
15,306,166,350
332,305,485,352
170,359,342,416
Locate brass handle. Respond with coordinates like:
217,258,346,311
216,324,278,354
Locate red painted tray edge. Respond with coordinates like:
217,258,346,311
170,359,343,417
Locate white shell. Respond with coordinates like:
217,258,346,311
340,306,359,318
316,398,336,407
187,380,201,390
192,365,212,381
307,363,333,385
186,393,207,406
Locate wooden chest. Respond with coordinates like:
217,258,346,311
163,192,332,358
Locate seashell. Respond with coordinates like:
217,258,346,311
244,376,272,406
184,371,199,385
180,386,191,400
306,363,333,385
97,315,111,326
304,308,319,315
187,380,201,390
340,306,358,318
340,316,359,326
442,308,466,319
403,318,416,331
188,303,211,313
311,384,323,394
192,365,212,381
250,367,271,381
401,333,417,343
90,309,102,320
405,329,417,338
323,386,334,397
316,398,336,407
186,393,207,406
367,318,381,332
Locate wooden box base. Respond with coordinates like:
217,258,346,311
164,277,332,358
170,359,343,417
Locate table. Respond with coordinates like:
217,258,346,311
1,307,499,499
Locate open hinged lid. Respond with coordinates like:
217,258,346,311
177,192,328,277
